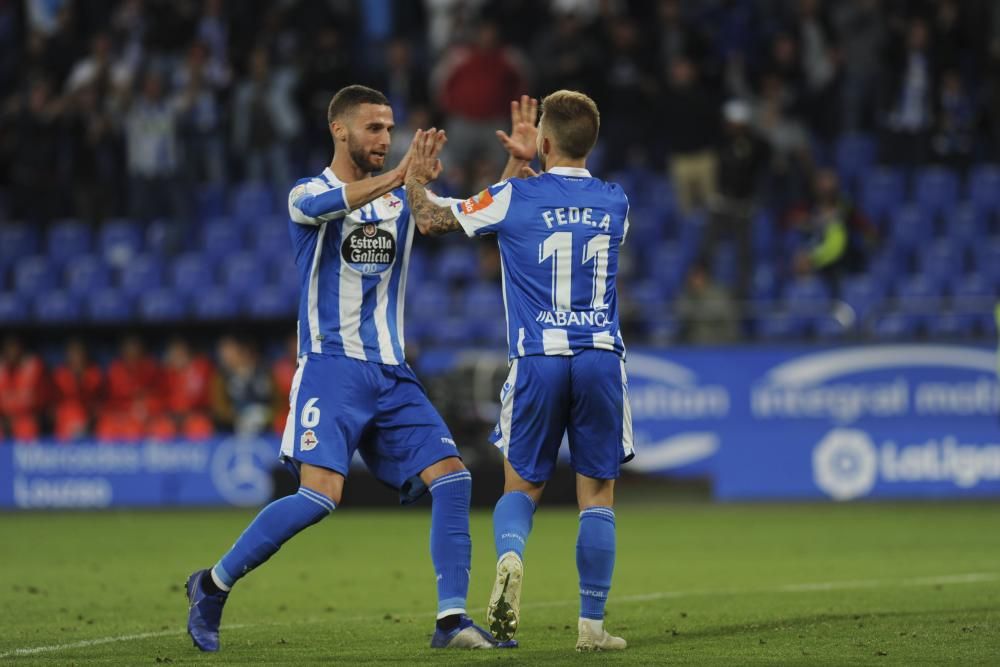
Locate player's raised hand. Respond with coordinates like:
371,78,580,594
495,95,538,161
407,128,447,185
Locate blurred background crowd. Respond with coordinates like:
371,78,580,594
2,0,1000,441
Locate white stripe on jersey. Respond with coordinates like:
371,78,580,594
593,331,617,351
395,218,415,352
542,328,572,355
498,248,512,352
307,225,328,353
279,356,308,459
496,358,519,456
374,272,397,365
289,178,349,225
338,259,366,360
621,360,635,461
516,327,526,357
454,182,513,236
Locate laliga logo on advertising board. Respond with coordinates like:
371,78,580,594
752,345,999,423
625,354,730,470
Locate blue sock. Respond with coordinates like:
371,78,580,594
492,491,535,561
212,486,334,589
428,470,472,618
576,506,616,620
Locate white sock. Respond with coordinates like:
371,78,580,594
210,567,232,592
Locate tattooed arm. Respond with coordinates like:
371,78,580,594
404,128,463,237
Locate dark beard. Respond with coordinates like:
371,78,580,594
348,136,381,173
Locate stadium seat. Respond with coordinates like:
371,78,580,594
47,219,92,263
972,239,1000,282
64,255,112,295
192,287,241,320
755,313,807,341
951,273,996,311
170,253,216,295
711,241,739,288
967,164,1000,213
201,218,244,256
252,219,292,258
649,242,690,291
0,223,40,263
627,280,670,309
435,316,479,345
895,275,944,314
34,289,81,323
625,206,668,248
221,252,268,295
834,133,876,191
98,219,144,267
139,288,187,322
246,285,295,318
409,284,451,315
118,255,164,296
925,312,977,339
231,181,275,222
0,293,28,323
436,245,479,282
86,288,134,322
144,218,173,255
811,314,852,340
839,275,886,322
461,282,505,320
13,256,57,294
859,167,905,223
913,166,959,217
917,240,964,286
752,210,776,257
947,203,988,249
869,312,920,340
782,277,831,312
888,204,934,249
196,183,227,221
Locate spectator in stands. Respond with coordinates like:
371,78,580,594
0,336,47,441
705,99,770,297
212,335,272,436
674,260,741,345
754,73,814,211
532,11,602,108
3,78,64,223
232,48,300,202
51,338,104,441
123,70,185,224
270,334,297,434
931,69,976,171
433,18,528,183
174,42,229,187
880,17,935,166
373,38,430,125
99,335,162,441
660,56,719,214
789,169,870,296
64,78,121,225
832,0,885,132
793,0,840,141
156,337,215,440
64,32,132,96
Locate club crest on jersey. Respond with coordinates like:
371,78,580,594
342,223,396,274
461,188,494,214
300,429,318,452
381,193,402,208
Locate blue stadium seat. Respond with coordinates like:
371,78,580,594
34,289,81,323
972,239,1000,282
917,240,964,286
13,256,57,294
976,311,998,336
139,288,187,322
951,273,996,309
925,312,977,339
0,223,40,263
812,314,852,340
756,314,807,341
221,252,268,294
231,181,275,222
98,219,144,267
461,282,505,319
435,316,479,345
118,255,164,296
834,133,876,191
201,218,244,256
888,204,933,249
47,219,92,263
0,293,28,323
246,285,295,318
627,280,670,309
192,287,240,320
870,312,920,340
867,250,910,284
967,164,1000,213
782,277,831,312
914,166,959,217
196,183,227,221
252,219,292,258
711,241,738,288
170,253,216,295
650,242,690,290
408,283,451,315
144,218,173,255
436,245,479,282
752,210,776,257
64,255,111,295
625,206,668,248
895,275,944,314
947,203,988,249
839,275,886,322
750,265,778,301
860,167,905,223
86,288,134,322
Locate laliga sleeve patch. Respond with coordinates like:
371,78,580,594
460,188,494,215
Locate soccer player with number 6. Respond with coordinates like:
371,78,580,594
406,90,634,651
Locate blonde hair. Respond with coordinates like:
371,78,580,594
539,90,600,159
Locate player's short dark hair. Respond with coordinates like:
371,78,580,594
327,85,390,125
539,90,600,159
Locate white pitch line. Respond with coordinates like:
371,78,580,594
2,572,997,659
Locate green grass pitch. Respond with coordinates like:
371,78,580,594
1,502,998,665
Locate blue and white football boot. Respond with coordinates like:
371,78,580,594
430,615,518,649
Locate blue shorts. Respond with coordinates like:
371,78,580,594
279,353,460,503
489,350,634,483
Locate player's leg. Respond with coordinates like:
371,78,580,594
487,356,569,641
567,350,631,651
365,365,511,649
186,355,376,652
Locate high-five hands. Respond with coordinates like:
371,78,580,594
405,128,447,186
496,95,538,162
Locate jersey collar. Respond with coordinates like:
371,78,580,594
322,167,344,186
548,166,592,178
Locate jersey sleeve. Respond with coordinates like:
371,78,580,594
451,181,515,237
288,178,351,225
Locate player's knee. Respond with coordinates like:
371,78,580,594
299,463,345,505
577,475,614,510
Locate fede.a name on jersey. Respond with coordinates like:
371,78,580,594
541,207,611,231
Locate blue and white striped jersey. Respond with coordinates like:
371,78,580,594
451,167,630,361
287,168,412,364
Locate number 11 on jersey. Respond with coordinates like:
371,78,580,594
539,232,611,312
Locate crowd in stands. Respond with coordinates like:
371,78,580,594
0,333,297,442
